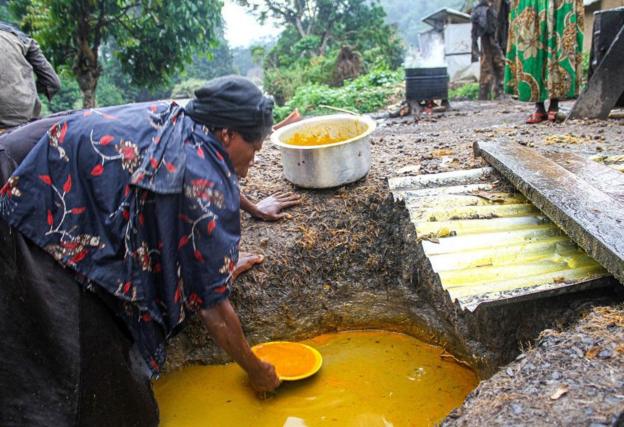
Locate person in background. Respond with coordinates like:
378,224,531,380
494,0,510,56
504,0,584,123
0,21,61,130
471,0,506,100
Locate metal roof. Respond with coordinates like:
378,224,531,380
422,8,471,28
390,167,609,312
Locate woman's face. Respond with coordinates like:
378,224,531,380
220,130,263,178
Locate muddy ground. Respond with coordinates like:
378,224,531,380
166,99,624,425
445,305,624,426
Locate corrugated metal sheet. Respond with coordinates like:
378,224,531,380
390,167,609,311
422,8,471,28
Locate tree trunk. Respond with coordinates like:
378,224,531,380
74,51,100,109
318,30,331,55
77,73,98,109
294,17,307,38
73,25,101,108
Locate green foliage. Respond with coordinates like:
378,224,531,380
42,71,81,113
14,0,223,106
231,47,257,76
171,79,208,99
95,76,125,107
582,51,590,86
264,54,336,104
0,1,16,23
448,82,479,100
239,0,404,107
180,27,236,82
273,68,403,121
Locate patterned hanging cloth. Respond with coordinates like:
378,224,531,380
504,0,584,102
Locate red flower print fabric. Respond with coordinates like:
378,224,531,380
0,102,241,377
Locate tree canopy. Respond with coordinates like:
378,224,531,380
237,0,404,104
11,0,223,107
239,0,403,64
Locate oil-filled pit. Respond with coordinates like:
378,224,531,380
156,331,477,426
158,102,624,426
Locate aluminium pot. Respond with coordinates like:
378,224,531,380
270,114,377,189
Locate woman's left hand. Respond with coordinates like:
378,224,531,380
253,192,301,221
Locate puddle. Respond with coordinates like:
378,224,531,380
155,330,477,426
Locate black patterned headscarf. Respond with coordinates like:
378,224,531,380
184,75,274,141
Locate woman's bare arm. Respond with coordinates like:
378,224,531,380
200,299,280,392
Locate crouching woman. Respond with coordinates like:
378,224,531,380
0,76,280,426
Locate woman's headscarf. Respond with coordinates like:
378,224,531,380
184,75,274,134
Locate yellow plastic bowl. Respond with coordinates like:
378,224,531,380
251,341,323,381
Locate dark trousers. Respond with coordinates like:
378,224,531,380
0,123,159,426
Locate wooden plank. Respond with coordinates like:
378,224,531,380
568,24,624,120
474,141,624,285
547,151,624,204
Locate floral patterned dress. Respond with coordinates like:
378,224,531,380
504,0,584,102
0,102,241,378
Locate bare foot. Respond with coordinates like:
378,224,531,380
233,252,264,281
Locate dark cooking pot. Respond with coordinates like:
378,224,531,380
405,67,449,101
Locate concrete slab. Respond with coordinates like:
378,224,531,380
474,141,624,285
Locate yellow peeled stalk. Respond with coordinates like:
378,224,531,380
404,193,526,210
428,237,575,272
422,224,563,256
416,215,550,237
447,264,608,299
411,203,538,222
440,254,598,287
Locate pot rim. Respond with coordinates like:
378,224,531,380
270,113,377,150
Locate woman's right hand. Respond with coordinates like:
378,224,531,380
199,301,281,394
248,360,281,393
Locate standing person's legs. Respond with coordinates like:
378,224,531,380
547,98,559,122
0,230,159,427
0,148,82,426
486,35,506,99
527,101,547,124
479,41,494,100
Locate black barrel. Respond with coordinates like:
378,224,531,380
405,67,449,102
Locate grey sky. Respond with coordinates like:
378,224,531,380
222,1,282,47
